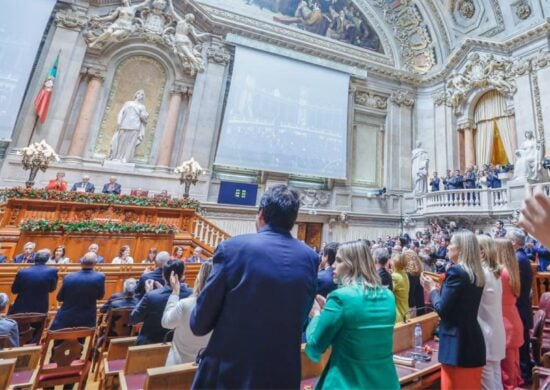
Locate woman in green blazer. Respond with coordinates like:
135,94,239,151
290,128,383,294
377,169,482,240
306,240,399,390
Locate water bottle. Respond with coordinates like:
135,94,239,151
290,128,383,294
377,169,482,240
414,323,423,354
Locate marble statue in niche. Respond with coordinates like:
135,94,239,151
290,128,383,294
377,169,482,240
411,141,429,195
85,0,149,48
513,131,543,182
108,90,149,163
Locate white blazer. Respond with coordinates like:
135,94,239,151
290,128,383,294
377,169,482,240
477,267,506,361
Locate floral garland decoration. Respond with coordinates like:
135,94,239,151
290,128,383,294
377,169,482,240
20,219,179,234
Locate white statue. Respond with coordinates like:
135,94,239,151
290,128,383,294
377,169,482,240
108,90,149,163
412,141,429,195
86,0,149,48
513,131,542,181
165,0,207,75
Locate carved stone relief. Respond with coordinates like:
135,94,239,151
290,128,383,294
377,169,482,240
391,90,415,107
515,1,532,20
354,91,388,110
299,189,330,209
55,8,88,31
459,1,476,19
206,43,231,65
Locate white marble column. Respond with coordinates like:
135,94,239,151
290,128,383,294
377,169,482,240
463,126,476,168
157,85,189,167
67,67,105,157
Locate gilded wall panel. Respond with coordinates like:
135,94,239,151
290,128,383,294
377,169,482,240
95,56,166,162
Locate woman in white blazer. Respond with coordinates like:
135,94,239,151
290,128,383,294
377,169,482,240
477,235,506,390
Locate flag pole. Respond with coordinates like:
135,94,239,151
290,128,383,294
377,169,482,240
27,115,40,146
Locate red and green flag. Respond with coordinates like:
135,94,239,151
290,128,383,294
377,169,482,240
34,53,59,124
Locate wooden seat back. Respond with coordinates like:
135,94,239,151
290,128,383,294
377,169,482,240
532,309,547,365
106,307,133,338
124,343,171,375
106,336,138,361
0,358,16,389
0,345,41,371
8,312,47,345
0,336,11,350
144,363,197,390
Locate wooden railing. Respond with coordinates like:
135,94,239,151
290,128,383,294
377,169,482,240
191,214,230,254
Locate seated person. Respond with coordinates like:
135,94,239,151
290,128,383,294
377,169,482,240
13,242,36,263
45,171,68,191
71,175,95,193
79,243,105,264
112,245,134,264
162,261,213,365
316,242,338,297
142,248,157,264
171,246,185,261
136,251,168,296
0,293,19,348
0,251,6,264
130,260,192,345
102,176,121,195
186,247,203,263
47,245,70,264
101,278,140,314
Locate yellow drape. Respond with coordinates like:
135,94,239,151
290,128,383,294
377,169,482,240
491,120,509,166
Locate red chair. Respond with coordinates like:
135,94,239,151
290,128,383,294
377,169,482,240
35,327,95,389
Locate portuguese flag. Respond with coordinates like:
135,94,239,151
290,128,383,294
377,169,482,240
34,53,59,124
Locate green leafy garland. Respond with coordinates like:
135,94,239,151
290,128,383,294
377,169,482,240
0,187,200,210
20,219,178,234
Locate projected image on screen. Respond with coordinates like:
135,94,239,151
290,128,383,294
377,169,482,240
215,46,349,179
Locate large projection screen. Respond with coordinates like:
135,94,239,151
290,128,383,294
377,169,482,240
0,0,56,140
215,46,349,179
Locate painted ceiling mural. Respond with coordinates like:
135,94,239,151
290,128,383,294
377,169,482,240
199,0,384,53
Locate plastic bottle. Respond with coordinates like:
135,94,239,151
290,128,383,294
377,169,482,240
414,323,423,354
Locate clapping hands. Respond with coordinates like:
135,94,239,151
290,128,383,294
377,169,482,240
169,271,180,296
309,294,327,319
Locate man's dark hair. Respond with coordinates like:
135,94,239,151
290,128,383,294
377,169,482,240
323,242,339,266
258,185,300,231
163,259,185,281
399,235,409,247
34,250,50,265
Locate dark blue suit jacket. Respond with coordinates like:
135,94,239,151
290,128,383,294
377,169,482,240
78,255,104,264
50,269,105,330
430,177,440,192
13,253,36,264
130,284,191,345
316,267,336,297
10,264,58,314
0,255,7,263
516,248,533,329
190,225,319,389
70,182,95,193
102,183,121,195
430,265,485,367
136,268,165,297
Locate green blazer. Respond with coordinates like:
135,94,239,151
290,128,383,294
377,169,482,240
306,284,399,390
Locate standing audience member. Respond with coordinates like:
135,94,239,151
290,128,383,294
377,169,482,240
507,228,534,384
536,244,550,272
306,240,399,389
495,221,507,238
130,260,192,345
317,242,338,297
190,185,318,389
102,176,121,195
50,252,105,330
112,245,134,264
0,293,19,348
142,248,157,264
70,175,95,193
11,249,58,315
373,247,393,290
420,230,486,390
430,172,440,192
45,172,68,191
404,250,425,316
391,252,410,323
477,235,506,390
13,242,36,263
186,247,203,263
495,238,524,390
136,251,168,296
162,261,214,365
47,245,70,264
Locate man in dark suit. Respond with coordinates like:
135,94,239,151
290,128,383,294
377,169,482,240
13,242,36,263
130,260,192,345
190,185,319,389
429,171,440,192
185,247,203,263
50,252,105,330
100,278,140,314
373,247,392,290
508,228,534,384
10,249,58,315
70,175,95,193
317,242,338,297
135,251,168,296
78,243,105,264
102,176,121,195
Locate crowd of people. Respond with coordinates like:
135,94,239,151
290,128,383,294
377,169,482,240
429,163,513,192
0,183,549,389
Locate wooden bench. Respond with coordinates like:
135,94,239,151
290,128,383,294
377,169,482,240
100,336,138,390
0,345,41,390
143,363,197,389
0,358,17,390
118,343,171,390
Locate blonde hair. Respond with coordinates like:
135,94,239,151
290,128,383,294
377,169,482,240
452,230,485,288
193,260,213,296
403,250,422,277
336,241,381,289
391,251,408,272
477,235,501,279
494,238,521,297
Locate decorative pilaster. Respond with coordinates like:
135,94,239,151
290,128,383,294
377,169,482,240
157,84,191,167
67,65,105,157
458,121,476,169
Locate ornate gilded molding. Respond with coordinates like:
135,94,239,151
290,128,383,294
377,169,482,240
55,8,88,31
354,91,388,110
391,90,415,107
206,43,230,64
